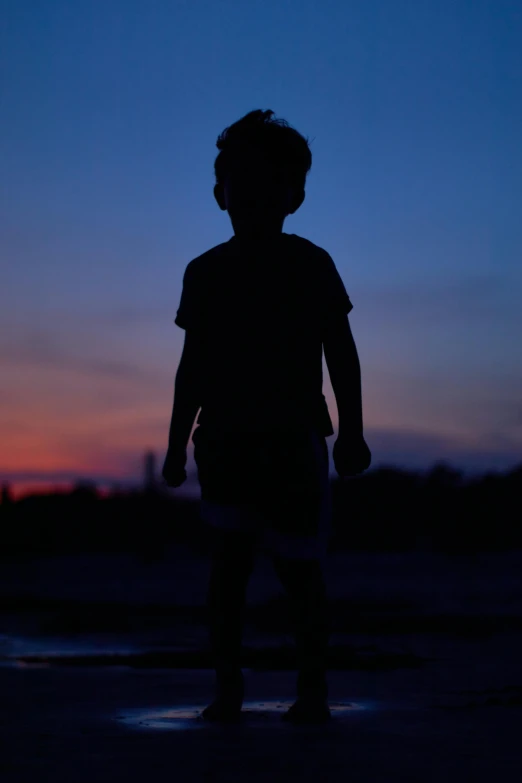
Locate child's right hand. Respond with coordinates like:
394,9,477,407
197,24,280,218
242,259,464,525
333,434,371,478
162,446,188,488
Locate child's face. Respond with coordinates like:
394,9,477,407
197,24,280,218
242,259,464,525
216,146,301,233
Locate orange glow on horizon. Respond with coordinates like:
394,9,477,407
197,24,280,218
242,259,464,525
3,353,519,488
5,481,117,502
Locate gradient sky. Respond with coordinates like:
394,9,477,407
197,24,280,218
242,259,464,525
2,0,521,494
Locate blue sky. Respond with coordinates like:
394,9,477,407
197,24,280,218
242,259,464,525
2,0,521,492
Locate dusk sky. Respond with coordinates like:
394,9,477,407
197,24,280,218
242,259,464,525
2,0,521,495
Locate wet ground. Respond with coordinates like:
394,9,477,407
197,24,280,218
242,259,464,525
2,550,522,781
2,653,522,782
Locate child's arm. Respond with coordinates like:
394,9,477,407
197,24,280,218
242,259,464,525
323,313,371,475
323,313,363,437
162,331,202,488
163,259,206,487
166,331,202,453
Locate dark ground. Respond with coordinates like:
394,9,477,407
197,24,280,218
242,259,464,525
1,549,522,781
2,652,522,782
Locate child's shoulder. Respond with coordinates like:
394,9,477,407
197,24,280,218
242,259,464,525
183,235,333,282
285,234,336,279
286,233,332,261
184,240,231,277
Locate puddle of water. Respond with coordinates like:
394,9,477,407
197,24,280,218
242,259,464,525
118,700,366,730
0,634,137,659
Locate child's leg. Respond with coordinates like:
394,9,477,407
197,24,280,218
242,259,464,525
206,526,257,710
273,556,330,705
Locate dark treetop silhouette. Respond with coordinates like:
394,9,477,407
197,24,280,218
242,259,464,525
162,109,371,724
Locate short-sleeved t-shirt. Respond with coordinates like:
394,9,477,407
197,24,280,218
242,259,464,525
174,232,353,437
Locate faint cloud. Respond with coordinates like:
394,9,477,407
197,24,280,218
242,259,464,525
359,273,519,324
0,329,169,384
96,304,175,327
365,425,522,474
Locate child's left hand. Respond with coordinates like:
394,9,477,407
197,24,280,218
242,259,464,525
333,433,371,478
162,446,187,488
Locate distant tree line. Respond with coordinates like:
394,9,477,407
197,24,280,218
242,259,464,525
329,462,522,553
1,461,521,558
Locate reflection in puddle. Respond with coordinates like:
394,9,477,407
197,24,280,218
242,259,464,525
0,634,136,659
119,701,365,730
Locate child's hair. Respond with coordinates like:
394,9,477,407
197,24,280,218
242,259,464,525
214,109,312,192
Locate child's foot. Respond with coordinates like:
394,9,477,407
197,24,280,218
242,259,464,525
201,698,242,723
281,699,331,725
201,670,245,723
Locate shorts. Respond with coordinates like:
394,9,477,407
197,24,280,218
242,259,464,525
192,425,332,560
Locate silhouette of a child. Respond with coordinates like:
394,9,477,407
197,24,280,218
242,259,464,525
163,110,371,724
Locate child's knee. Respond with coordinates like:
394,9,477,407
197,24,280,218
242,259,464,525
212,529,257,572
274,556,324,592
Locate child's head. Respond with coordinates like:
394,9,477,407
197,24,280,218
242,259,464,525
213,109,312,237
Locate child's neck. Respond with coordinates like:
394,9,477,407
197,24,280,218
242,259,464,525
231,216,286,244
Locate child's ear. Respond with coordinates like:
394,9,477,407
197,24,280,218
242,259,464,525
214,184,227,211
288,188,305,215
